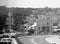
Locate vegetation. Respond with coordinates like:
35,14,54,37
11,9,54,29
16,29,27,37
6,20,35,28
0,6,8,34
0,14,7,33
12,7,60,35
0,6,60,35
13,13,28,31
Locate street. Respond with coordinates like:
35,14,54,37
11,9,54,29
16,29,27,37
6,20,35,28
17,35,52,44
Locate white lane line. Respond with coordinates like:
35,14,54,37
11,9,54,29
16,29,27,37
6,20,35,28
45,36,60,44
31,38,37,44
18,36,38,44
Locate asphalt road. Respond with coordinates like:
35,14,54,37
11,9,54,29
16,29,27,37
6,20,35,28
15,35,60,44
17,35,52,44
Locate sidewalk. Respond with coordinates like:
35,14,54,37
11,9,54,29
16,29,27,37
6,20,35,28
12,38,18,44
15,36,24,44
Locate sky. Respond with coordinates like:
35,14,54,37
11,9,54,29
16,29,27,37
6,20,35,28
0,0,60,8
0,0,7,6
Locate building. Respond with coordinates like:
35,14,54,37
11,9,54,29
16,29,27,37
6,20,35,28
36,13,60,34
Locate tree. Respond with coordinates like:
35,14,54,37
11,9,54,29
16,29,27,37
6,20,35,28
13,13,28,31
0,14,7,34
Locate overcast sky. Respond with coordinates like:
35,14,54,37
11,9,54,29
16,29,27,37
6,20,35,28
0,0,60,8
0,0,7,6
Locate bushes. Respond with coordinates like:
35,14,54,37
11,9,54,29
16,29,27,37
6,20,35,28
0,14,7,33
13,13,28,31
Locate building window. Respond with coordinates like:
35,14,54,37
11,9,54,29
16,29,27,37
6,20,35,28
47,22,49,25
53,23,58,26
42,26,50,33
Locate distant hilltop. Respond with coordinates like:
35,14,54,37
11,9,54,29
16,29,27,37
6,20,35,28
0,6,60,16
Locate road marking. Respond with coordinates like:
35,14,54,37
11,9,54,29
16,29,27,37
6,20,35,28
45,36,60,44
31,38,37,44
18,36,37,44
18,35,59,44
